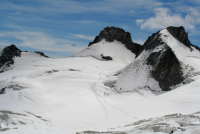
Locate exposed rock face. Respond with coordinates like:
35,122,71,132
141,30,184,91
167,26,193,51
0,87,6,94
34,51,49,58
167,26,200,51
89,26,141,55
0,44,22,73
146,46,184,91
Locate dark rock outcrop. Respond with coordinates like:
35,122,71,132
167,26,200,51
89,26,141,55
34,51,49,58
146,46,184,91
167,26,193,51
136,31,160,58
141,28,185,91
0,87,6,94
100,54,112,60
0,44,22,72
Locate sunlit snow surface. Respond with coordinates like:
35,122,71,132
0,39,200,133
73,39,136,63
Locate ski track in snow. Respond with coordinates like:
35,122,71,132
92,66,136,122
91,66,108,121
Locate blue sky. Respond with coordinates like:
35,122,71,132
0,0,200,57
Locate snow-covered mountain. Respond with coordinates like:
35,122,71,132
88,27,141,55
1,26,200,134
0,45,22,73
116,26,200,92
73,27,141,63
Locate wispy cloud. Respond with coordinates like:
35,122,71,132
0,33,4,37
0,0,162,15
1,0,200,58
0,31,86,55
74,34,95,40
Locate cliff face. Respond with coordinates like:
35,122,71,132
0,44,22,72
144,35,184,91
167,26,191,49
89,27,141,55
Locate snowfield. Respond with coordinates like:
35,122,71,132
0,39,200,133
73,39,136,63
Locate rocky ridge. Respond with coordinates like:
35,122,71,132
142,26,200,91
0,44,22,73
0,45,49,73
89,26,141,55
116,26,200,91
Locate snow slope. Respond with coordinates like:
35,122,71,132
73,39,136,63
116,28,200,92
160,29,200,63
1,50,200,133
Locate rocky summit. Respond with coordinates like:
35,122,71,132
144,33,184,91
0,44,22,73
116,26,200,91
0,45,49,73
144,26,200,90
88,26,141,55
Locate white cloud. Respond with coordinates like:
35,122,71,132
74,34,94,40
136,7,200,31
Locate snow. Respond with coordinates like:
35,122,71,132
115,45,163,92
160,29,200,63
1,38,200,133
73,39,136,64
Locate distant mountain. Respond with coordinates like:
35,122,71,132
0,44,21,73
116,26,200,91
0,45,49,73
73,39,136,63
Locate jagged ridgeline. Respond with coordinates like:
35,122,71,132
116,26,200,91
1,26,200,91
76,26,200,91
89,26,141,55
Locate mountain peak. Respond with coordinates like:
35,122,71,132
116,26,200,91
0,44,22,73
89,26,141,55
166,26,193,50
